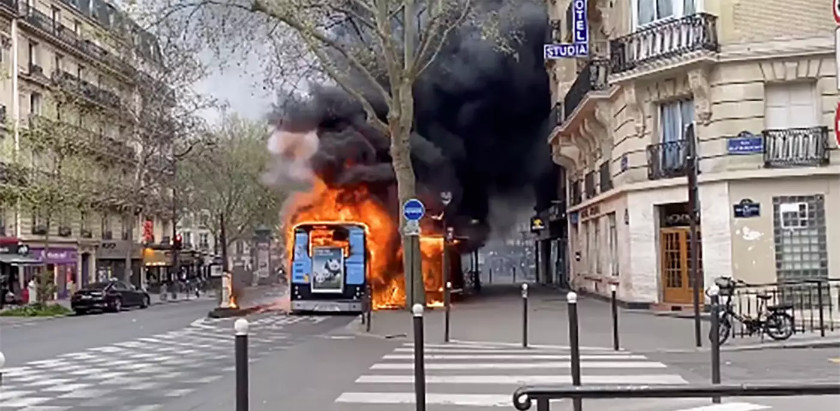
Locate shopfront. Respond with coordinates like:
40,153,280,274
27,247,78,299
0,239,43,303
97,240,142,287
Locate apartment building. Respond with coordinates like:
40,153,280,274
0,0,172,298
547,0,839,306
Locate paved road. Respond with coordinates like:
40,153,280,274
0,301,355,410
172,331,839,411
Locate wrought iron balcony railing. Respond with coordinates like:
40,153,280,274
763,126,830,167
646,140,690,180
19,3,136,78
610,13,718,75
52,70,121,109
559,59,610,126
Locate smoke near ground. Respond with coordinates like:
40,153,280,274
266,0,557,251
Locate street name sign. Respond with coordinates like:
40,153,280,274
544,0,589,60
403,198,425,221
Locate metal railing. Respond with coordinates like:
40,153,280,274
559,59,610,125
610,13,719,74
512,383,840,411
726,279,840,338
763,126,830,167
51,70,121,109
646,139,689,180
18,2,136,77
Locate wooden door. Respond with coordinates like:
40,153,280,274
661,228,691,304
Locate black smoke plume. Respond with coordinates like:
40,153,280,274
270,0,558,250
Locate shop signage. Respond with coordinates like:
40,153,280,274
733,199,760,218
30,247,78,264
727,131,763,154
530,216,546,232
0,243,28,255
544,0,589,59
98,241,141,259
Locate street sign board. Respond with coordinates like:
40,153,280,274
834,0,840,24
403,198,425,221
543,0,588,60
835,102,840,147
403,220,421,236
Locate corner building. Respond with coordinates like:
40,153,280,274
546,0,839,307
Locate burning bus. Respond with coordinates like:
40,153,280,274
290,223,367,313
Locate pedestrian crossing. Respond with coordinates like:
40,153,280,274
333,341,690,408
0,314,328,411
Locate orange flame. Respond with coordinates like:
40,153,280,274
284,178,444,309
226,276,238,309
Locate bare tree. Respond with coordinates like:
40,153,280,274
176,114,285,260
145,0,523,306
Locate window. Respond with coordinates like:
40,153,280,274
54,53,62,72
608,213,619,276
660,99,695,143
236,240,244,254
765,82,818,130
51,7,60,24
30,93,42,115
773,195,828,289
101,212,111,238
28,41,38,66
594,217,602,274
633,0,696,27
77,65,85,81
74,20,81,34
80,211,88,231
199,233,209,248
184,232,193,246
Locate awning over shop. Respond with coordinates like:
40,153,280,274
0,254,45,266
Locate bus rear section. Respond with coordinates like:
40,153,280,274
290,223,366,313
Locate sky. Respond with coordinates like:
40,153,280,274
194,52,275,125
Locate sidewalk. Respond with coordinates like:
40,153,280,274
352,284,840,352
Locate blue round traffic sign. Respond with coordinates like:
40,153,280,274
403,198,425,221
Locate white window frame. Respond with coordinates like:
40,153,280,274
630,0,704,30
658,99,695,142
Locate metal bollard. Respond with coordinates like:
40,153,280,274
235,319,249,411
365,284,372,333
444,281,452,343
412,304,426,411
522,283,529,348
610,284,619,351
488,268,493,284
512,266,517,284
817,281,825,337
567,291,582,411
708,284,722,404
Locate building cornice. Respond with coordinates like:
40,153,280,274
717,36,834,63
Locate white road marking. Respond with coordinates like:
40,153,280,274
335,392,514,407
670,402,772,411
371,361,667,370
382,354,647,360
356,374,688,384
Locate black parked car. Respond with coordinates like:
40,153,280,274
71,280,150,315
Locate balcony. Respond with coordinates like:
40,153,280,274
18,3,136,78
646,140,689,180
0,0,15,13
610,13,718,76
763,126,830,168
52,70,121,109
558,59,610,126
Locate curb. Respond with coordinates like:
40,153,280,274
632,338,840,354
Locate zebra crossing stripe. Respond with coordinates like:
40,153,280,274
670,402,771,411
335,392,513,407
356,374,687,384
382,354,648,360
371,361,667,370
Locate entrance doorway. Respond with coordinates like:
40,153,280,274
659,203,703,305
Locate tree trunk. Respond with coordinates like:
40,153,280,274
123,211,134,284
389,83,424,310
37,218,54,306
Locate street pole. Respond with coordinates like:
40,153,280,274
686,123,702,348
567,291,582,411
444,281,451,342
234,319,249,411
412,304,426,411
708,284,721,404
610,283,619,351
521,283,529,348
171,185,179,299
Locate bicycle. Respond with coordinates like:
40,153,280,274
709,277,795,345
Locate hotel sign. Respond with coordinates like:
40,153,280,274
544,0,589,60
